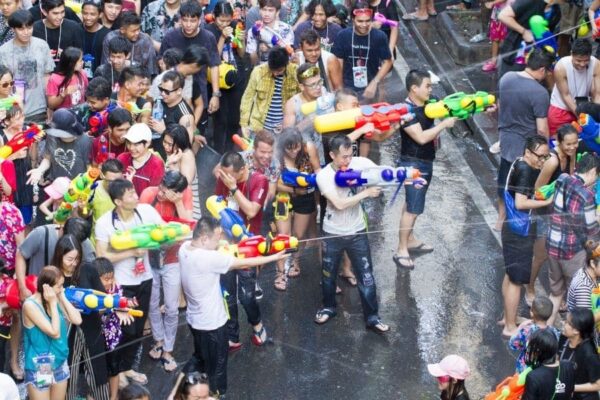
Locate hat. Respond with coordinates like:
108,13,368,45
46,109,84,138
44,176,71,199
427,355,471,380
123,123,152,143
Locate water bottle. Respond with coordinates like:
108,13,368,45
152,98,164,121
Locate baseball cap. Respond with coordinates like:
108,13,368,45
46,109,84,138
123,123,152,143
44,176,71,200
427,355,471,380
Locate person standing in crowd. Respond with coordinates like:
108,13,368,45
427,355,471,400
90,159,125,240
46,47,89,110
246,0,294,66
293,0,341,52
368,0,399,57
114,66,151,124
0,10,54,123
81,0,110,77
0,0,20,46
94,36,131,92
148,71,195,141
295,30,335,90
95,178,164,386
567,240,600,313
178,217,288,398
314,134,389,333
330,1,392,100
100,0,122,30
140,0,180,51
91,107,132,166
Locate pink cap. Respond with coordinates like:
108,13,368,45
427,355,471,380
44,177,71,200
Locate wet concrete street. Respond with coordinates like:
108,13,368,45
140,18,526,399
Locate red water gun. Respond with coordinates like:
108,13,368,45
88,103,117,137
1,275,38,309
0,124,45,162
219,234,299,258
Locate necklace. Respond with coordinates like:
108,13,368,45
44,19,63,60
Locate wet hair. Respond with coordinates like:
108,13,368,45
577,153,599,175
64,217,91,243
531,296,553,321
213,1,234,17
41,0,65,12
108,35,132,56
259,0,281,10
86,76,112,100
108,178,135,202
181,45,209,67
161,70,184,90
55,47,83,93
524,135,548,153
556,124,579,143
8,9,33,28
300,29,320,47
164,124,192,151
571,38,592,57
161,48,183,70
350,0,371,19
526,47,555,71
267,46,290,71
162,170,188,193
51,234,82,285
276,128,310,170
253,130,275,148
305,0,336,17
192,216,221,239
108,107,133,128
119,10,140,27
180,1,202,18
118,66,144,87
405,69,430,92
37,266,64,313
82,0,102,13
118,383,151,400
220,151,245,172
525,329,558,368
174,372,209,400
91,257,114,277
328,134,352,154
568,308,596,342
101,158,125,175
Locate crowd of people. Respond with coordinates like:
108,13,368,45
0,0,600,397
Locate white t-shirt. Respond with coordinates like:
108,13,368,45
179,243,234,331
0,373,19,400
317,156,376,235
94,204,163,286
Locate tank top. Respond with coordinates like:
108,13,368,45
163,99,193,128
292,93,326,165
549,148,572,183
550,56,597,111
23,298,69,371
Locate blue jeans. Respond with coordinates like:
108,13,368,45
220,268,261,343
321,232,380,325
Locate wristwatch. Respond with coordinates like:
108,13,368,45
212,91,222,98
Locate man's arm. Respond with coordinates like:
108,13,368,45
536,117,549,138
403,118,456,145
592,60,600,103
553,64,577,114
321,186,381,211
499,5,534,43
179,113,196,143
282,96,296,128
95,240,147,264
329,57,343,90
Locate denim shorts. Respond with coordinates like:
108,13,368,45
397,158,433,215
25,360,70,391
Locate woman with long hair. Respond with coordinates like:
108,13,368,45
273,128,320,290
22,265,82,400
46,47,89,110
51,234,83,287
427,354,471,400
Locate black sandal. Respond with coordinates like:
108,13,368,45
314,308,337,325
393,255,414,270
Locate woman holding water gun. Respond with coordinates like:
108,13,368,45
273,129,320,291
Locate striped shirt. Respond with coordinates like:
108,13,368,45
263,75,284,132
567,267,597,311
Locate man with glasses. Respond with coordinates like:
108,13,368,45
329,0,392,100
495,48,555,232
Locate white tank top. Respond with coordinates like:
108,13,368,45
550,56,597,110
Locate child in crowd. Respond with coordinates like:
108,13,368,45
39,176,70,221
118,383,151,400
508,296,560,372
482,0,510,72
95,35,132,93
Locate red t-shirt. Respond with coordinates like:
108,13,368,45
92,134,126,165
215,172,269,235
1,160,17,203
139,186,193,264
117,152,165,195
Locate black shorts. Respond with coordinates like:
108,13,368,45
291,192,316,215
501,222,536,284
497,157,512,198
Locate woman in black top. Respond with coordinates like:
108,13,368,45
523,329,575,400
559,308,600,399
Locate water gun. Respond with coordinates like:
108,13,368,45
65,0,82,14
110,222,191,250
374,12,398,27
313,102,413,138
2,275,37,309
424,91,495,120
592,287,600,336
534,181,556,200
0,124,45,161
484,366,532,400
232,21,245,49
529,15,558,55
251,21,294,55
118,101,151,116
592,9,600,38
46,201,73,225
300,92,336,116
63,167,101,216
0,95,19,111
232,134,252,151
88,102,117,137
206,195,252,242
273,192,292,221
64,287,143,317
218,234,298,258
573,113,600,154
335,166,423,188
281,169,317,189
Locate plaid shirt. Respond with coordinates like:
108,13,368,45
547,173,599,259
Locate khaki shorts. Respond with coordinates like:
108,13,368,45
548,250,587,296
559,3,583,33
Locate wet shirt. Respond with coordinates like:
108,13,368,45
400,99,436,162
44,135,93,180
506,159,540,199
241,149,280,184
567,267,597,312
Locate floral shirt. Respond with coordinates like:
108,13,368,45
141,0,180,44
241,149,280,184
101,284,123,351
0,15,14,46
509,324,561,372
0,202,25,271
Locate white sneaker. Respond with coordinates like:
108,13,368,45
470,32,486,43
489,141,501,154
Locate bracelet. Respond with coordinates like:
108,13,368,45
230,187,238,196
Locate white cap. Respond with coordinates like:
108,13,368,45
123,123,152,143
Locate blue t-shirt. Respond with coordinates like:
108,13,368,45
331,27,391,92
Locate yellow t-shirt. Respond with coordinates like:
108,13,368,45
90,182,115,245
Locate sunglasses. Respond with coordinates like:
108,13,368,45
0,81,14,88
185,372,208,385
300,65,320,80
437,375,451,384
352,8,373,17
158,86,178,95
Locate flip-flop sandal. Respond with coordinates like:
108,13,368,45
229,342,243,353
288,265,301,278
251,326,268,346
160,356,178,372
402,12,428,21
336,286,342,294
339,273,358,286
148,344,163,360
314,308,337,324
408,243,434,254
393,255,414,270
367,320,390,334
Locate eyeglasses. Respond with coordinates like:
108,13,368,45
352,8,373,17
0,81,14,88
158,86,178,95
185,372,208,385
529,148,550,161
299,65,320,80
437,376,451,384
304,78,323,89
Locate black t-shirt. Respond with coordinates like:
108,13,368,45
204,22,248,87
400,99,436,161
523,362,576,400
507,159,540,199
82,26,110,75
369,0,399,39
163,99,193,127
32,19,84,64
558,337,600,400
